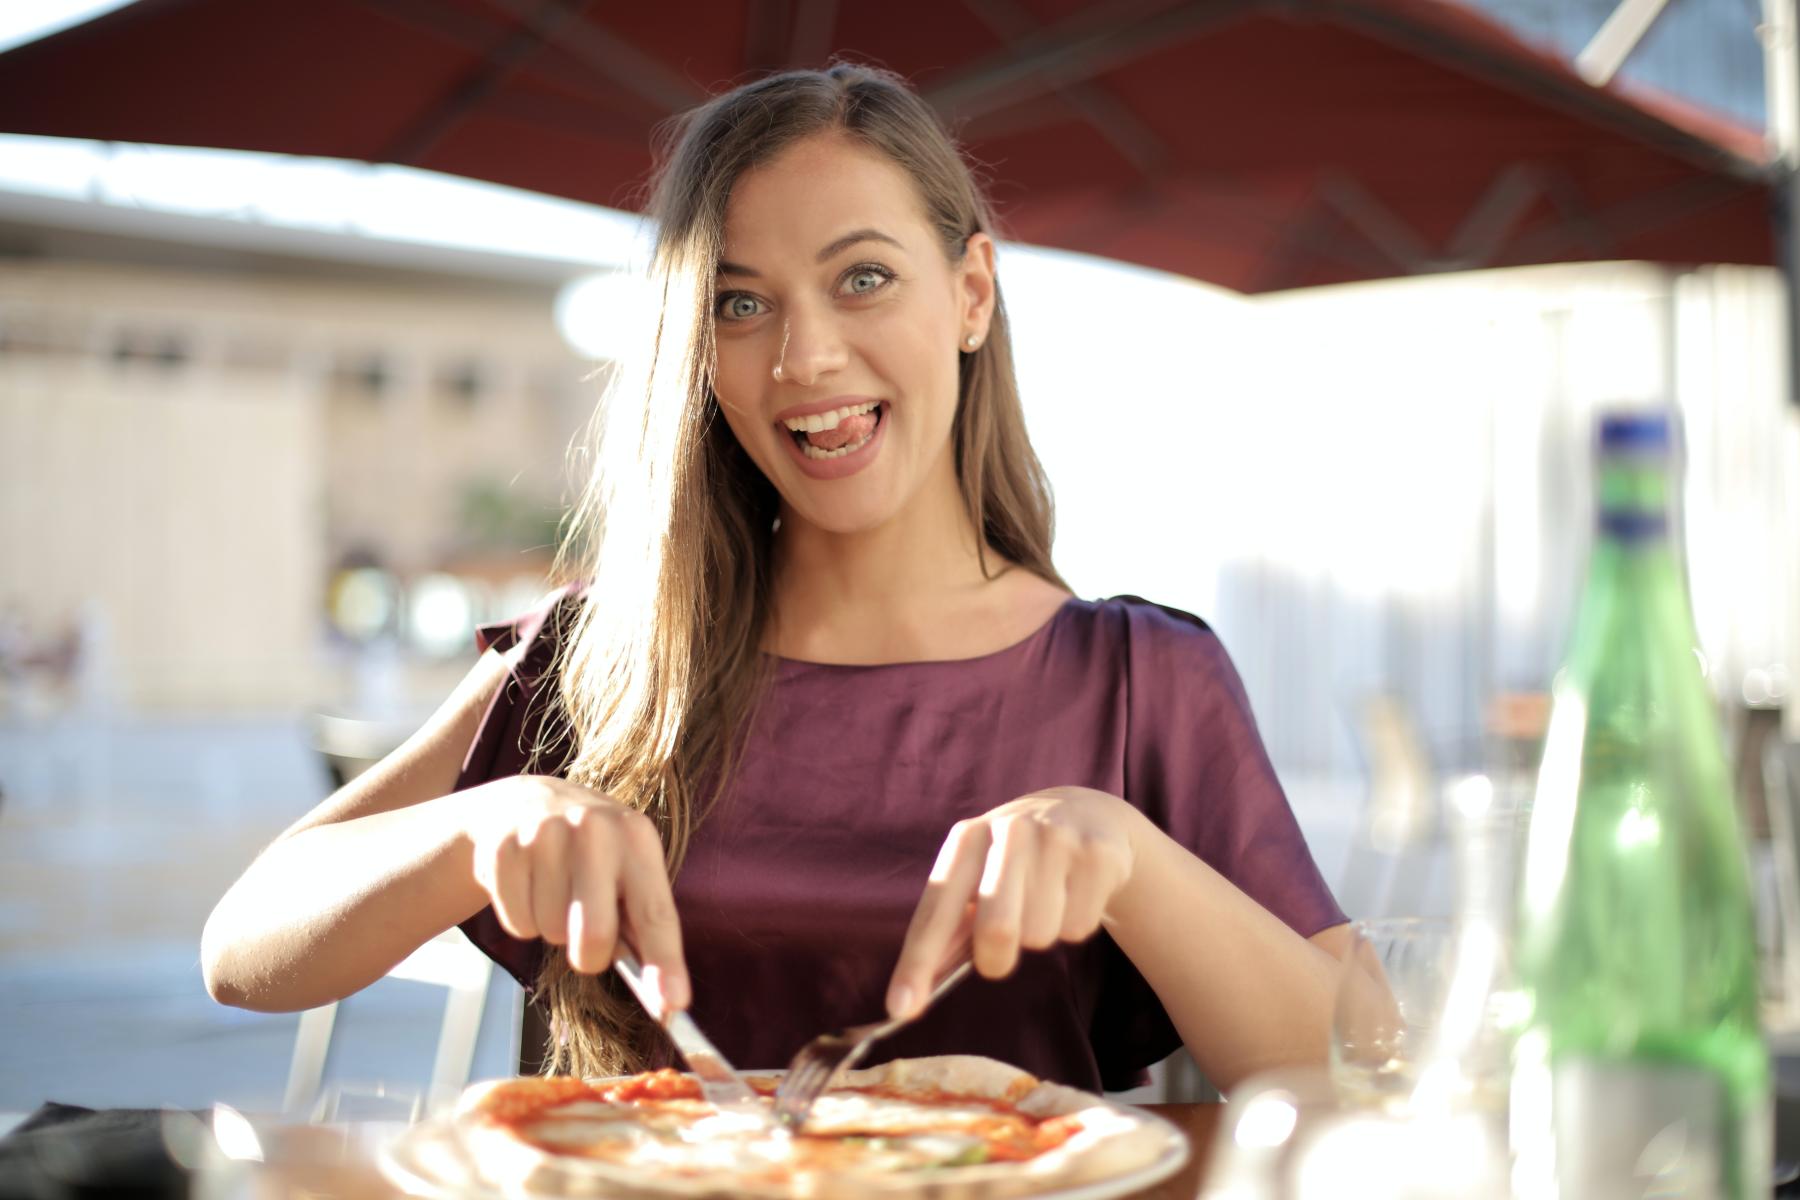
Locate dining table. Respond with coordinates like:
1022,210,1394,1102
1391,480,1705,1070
1133,1104,1224,1199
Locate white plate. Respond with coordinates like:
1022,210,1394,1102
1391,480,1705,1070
377,1107,1190,1200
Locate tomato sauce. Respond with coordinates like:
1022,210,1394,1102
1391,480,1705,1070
481,1075,599,1124
601,1068,704,1103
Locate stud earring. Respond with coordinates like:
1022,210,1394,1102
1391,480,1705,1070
964,334,980,349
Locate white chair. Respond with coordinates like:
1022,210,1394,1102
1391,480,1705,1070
282,928,496,1119
1338,695,1443,919
1756,735,1800,1053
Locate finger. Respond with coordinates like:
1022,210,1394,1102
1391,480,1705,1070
617,811,689,1013
566,813,619,974
888,822,988,1018
487,834,539,941
1018,825,1072,951
526,819,572,945
972,816,1030,980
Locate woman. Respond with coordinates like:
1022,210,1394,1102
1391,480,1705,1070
202,63,1347,1095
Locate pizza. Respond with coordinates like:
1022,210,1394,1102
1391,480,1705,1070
448,1054,1186,1198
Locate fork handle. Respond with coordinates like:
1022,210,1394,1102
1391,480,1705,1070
925,956,974,1008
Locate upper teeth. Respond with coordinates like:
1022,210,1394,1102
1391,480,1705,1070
782,401,878,434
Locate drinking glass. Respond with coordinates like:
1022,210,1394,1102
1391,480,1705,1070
1329,916,1455,1111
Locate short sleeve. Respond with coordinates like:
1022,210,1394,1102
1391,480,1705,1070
1090,596,1346,1083
454,584,584,994
471,585,575,660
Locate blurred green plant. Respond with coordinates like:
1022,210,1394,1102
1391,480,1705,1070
454,478,563,553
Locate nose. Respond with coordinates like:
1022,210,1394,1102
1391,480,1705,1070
771,304,847,387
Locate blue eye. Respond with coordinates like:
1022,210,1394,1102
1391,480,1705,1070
717,293,765,321
841,265,894,296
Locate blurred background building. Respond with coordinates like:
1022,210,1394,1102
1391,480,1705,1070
0,190,598,715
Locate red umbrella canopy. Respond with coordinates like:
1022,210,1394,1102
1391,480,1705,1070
0,0,1773,292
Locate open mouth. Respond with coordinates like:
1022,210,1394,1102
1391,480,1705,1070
782,401,884,461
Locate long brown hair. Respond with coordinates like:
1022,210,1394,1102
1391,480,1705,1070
536,62,1064,1078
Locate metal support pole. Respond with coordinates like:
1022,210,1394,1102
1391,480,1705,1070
1762,0,1800,745
1766,0,1800,410
1577,0,1675,87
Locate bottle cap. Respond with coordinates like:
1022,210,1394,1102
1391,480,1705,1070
1597,410,1674,455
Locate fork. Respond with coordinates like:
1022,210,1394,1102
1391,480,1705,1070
772,954,974,1131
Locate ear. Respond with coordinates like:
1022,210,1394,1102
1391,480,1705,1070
958,232,998,343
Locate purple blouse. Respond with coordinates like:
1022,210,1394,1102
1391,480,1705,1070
456,589,1343,1093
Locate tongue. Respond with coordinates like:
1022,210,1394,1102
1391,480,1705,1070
805,411,877,451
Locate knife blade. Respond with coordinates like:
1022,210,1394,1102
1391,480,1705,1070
611,949,762,1111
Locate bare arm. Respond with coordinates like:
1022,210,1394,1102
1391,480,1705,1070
200,649,510,1011
887,787,1349,1095
1102,806,1345,1090
201,640,694,1016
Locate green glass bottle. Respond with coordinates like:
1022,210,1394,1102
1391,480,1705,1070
1512,410,1770,1199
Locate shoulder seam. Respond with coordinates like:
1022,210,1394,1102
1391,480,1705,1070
1103,593,1215,634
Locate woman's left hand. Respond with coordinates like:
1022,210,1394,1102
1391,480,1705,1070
884,787,1149,1019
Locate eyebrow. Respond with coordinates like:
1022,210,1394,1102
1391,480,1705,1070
717,228,905,278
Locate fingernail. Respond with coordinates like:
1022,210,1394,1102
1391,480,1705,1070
888,984,916,1019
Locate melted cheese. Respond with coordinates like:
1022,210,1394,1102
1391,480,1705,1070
800,1092,1011,1137
511,1089,1034,1177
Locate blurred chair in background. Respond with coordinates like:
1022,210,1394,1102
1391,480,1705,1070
1337,691,1549,922
283,929,496,1120
309,713,411,792
1485,691,1549,785
1745,723,1800,1172
1339,695,1442,919
1747,714,1800,1049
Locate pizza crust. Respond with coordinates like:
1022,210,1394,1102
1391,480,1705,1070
452,1055,1186,1200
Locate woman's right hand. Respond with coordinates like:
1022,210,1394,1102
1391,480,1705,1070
466,775,690,1011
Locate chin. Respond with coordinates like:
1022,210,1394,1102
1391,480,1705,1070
786,494,902,536
767,466,905,533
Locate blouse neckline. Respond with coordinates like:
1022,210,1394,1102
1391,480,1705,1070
771,595,1083,672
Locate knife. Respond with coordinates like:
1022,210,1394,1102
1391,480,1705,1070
611,949,763,1113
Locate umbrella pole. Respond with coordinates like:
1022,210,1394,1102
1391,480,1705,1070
1766,0,1800,411
1575,0,1673,86
1765,0,1800,754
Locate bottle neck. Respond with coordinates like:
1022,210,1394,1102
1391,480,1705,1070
1595,456,1672,544
1578,449,1700,673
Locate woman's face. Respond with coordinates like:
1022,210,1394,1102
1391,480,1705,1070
710,133,994,535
